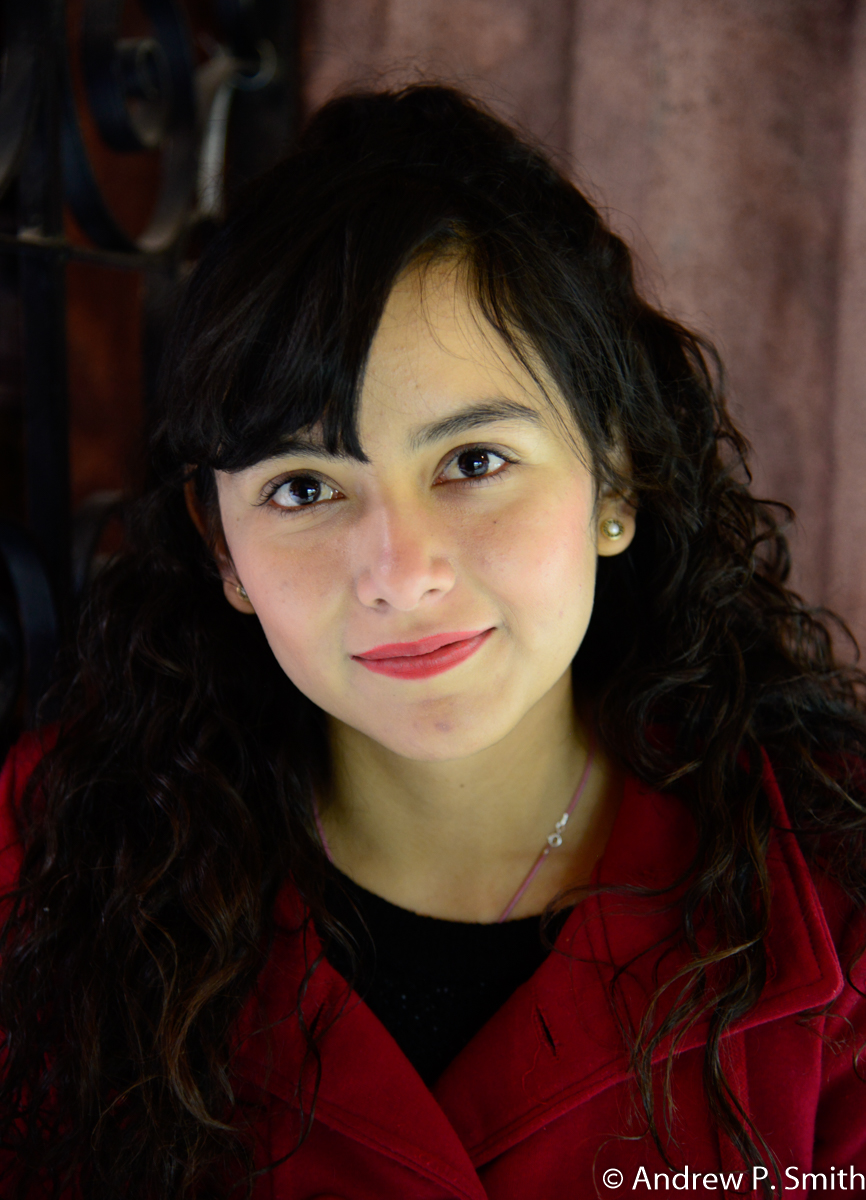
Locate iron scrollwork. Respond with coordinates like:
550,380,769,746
64,0,199,253
0,0,295,740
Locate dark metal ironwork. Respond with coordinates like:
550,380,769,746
0,0,42,197
0,0,297,744
64,0,199,252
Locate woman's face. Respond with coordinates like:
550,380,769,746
215,262,633,762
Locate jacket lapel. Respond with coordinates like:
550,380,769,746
233,755,842,1182
433,754,844,1167
232,888,488,1200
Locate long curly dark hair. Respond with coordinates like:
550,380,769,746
1,84,865,1198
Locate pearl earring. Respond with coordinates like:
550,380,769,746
601,518,624,540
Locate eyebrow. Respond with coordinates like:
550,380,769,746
253,400,544,468
259,437,358,463
408,400,544,450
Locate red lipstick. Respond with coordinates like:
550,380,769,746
352,629,493,679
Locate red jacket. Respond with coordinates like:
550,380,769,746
1,738,865,1199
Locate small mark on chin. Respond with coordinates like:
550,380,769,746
435,721,452,733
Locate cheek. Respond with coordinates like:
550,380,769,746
464,488,597,627
229,532,347,660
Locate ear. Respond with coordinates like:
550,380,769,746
183,478,257,615
596,489,637,558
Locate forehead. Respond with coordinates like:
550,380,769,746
356,260,574,442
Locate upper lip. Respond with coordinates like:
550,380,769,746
352,630,490,660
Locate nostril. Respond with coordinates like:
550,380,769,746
354,558,456,611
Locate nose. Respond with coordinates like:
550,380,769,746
353,499,456,611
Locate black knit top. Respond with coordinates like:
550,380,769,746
321,869,569,1086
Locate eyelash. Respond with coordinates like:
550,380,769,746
260,475,343,513
260,444,518,514
436,445,517,488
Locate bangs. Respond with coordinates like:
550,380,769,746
161,176,483,475
156,86,636,488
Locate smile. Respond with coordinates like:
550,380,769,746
352,629,494,679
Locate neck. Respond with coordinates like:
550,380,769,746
320,672,618,922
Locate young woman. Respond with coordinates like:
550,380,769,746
1,85,865,1199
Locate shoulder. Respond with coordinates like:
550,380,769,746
608,752,864,999
759,749,866,1010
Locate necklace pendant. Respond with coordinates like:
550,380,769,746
547,810,571,849
496,740,596,924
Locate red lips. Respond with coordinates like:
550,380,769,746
352,629,494,679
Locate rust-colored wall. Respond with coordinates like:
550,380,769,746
570,0,850,612
832,5,866,648
302,0,866,643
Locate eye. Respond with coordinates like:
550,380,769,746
267,474,341,510
437,446,513,484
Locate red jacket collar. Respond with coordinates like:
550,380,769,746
233,754,843,1190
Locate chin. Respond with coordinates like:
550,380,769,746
359,701,521,763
